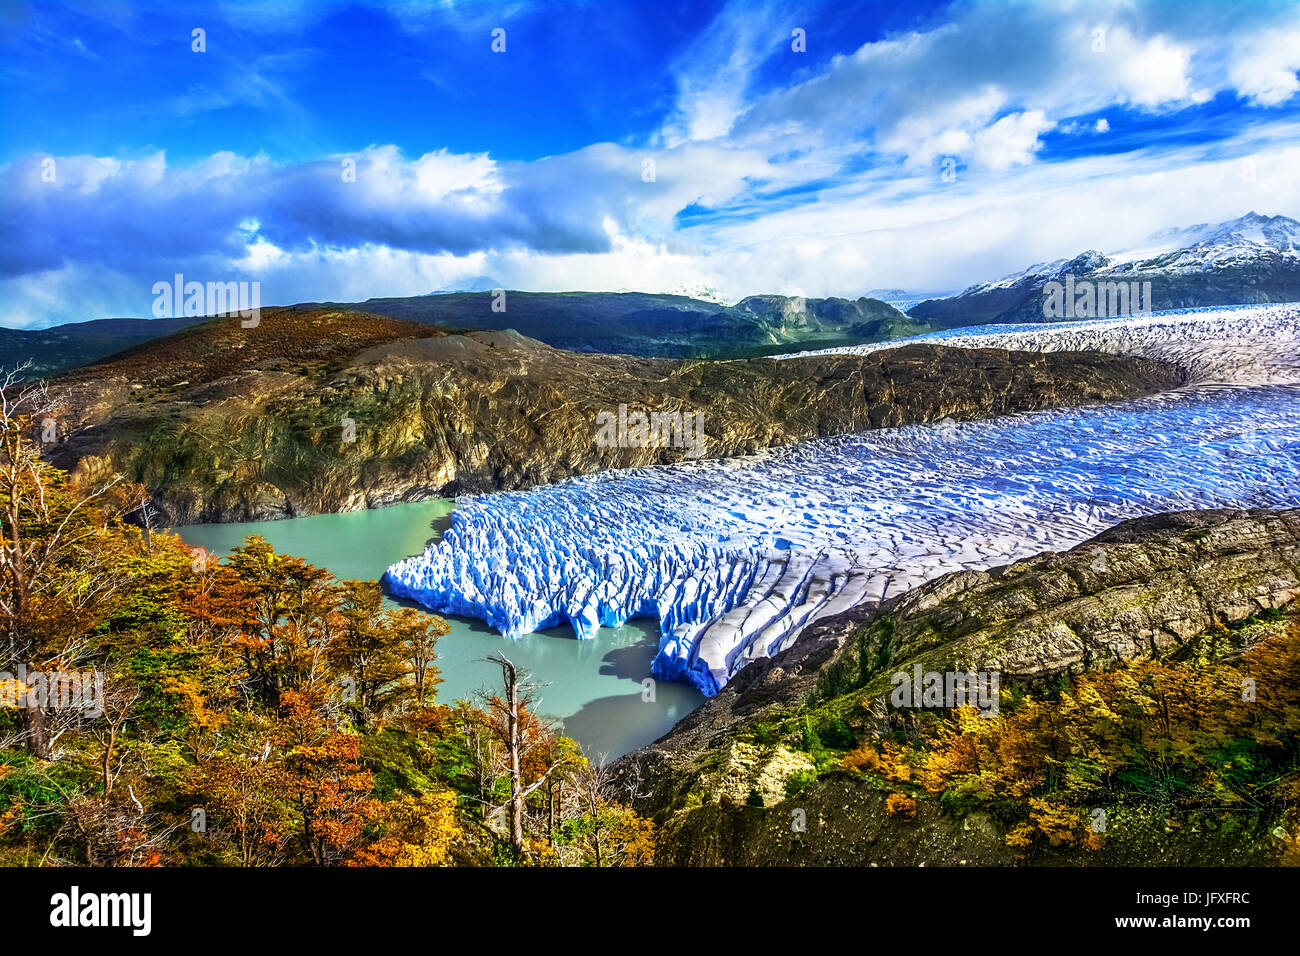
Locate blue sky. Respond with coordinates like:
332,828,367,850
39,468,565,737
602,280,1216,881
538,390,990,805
1,0,953,163
3,0,1300,327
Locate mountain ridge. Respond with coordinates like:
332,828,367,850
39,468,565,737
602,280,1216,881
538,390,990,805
910,212,1300,326
1,290,932,376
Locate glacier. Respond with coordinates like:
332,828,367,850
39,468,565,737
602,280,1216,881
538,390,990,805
385,303,1300,697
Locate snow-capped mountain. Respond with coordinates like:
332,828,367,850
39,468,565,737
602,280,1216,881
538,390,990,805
1114,211,1300,264
910,212,1300,326
910,251,1112,326
864,287,956,311
965,251,1111,293
666,283,732,305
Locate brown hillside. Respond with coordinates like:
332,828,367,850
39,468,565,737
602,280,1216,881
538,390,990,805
61,307,453,390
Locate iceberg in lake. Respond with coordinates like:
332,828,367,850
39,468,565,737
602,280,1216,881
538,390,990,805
386,304,1300,696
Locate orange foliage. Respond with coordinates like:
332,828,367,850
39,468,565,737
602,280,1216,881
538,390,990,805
885,792,918,821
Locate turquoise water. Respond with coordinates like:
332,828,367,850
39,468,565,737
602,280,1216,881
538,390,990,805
176,499,702,761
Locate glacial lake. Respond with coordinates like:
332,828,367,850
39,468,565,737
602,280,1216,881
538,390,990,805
176,498,703,761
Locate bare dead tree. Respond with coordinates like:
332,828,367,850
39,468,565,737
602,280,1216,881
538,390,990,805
487,652,526,856
60,789,187,866
571,758,620,867
94,675,141,795
456,701,505,824
616,754,653,806
482,652,567,860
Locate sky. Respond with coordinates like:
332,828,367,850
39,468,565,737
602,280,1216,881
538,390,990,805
2,0,1300,327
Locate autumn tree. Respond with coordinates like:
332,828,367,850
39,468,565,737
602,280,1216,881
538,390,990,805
392,606,447,708
454,699,505,825
331,580,407,725
200,727,293,867
0,369,127,757
0,375,651,869
350,790,460,866
277,687,375,865
218,538,339,706
555,757,655,866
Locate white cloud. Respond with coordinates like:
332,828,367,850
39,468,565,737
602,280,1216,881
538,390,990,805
1228,29,1300,106
6,0,1300,328
658,0,807,147
6,123,1300,327
687,135,1300,299
972,111,1054,171
705,0,1297,171
1108,31,1200,107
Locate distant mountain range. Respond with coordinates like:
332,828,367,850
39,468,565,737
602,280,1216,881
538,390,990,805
3,212,1298,377
299,291,929,359
909,212,1300,326
0,316,208,378
0,291,930,376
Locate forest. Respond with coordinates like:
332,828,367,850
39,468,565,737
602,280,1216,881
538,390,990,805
0,372,653,866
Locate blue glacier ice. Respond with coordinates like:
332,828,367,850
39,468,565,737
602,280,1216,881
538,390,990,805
385,304,1300,696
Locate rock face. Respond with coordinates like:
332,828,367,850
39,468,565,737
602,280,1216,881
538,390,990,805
40,308,1179,525
616,507,1300,865
646,777,1282,867
828,507,1300,692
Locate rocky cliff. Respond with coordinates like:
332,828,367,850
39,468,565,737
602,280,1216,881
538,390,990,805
42,307,1181,524
616,507,1300,865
